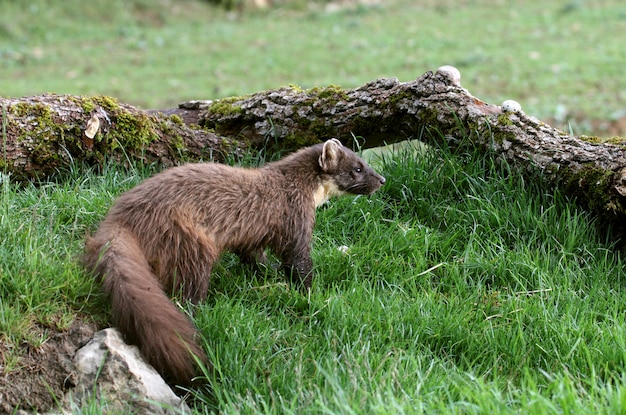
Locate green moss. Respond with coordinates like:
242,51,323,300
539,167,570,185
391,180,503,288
604,136,626,145
497,113,513,126
4,96,179,181
579,135,626,146
486,117,517,145
67,96,97,114
300,84,350,113
31,141,61,166
412,106,450,141
492,130,517,145
287,84,305,93
81,100,95,113
156,117,186,155
386,90,414,107
109,111,158,150
79,96,181,153
169,133,189,160
169,114,185,125
10,102,63,146
418,106,440,126
25,104,75,170
563,165,614,212
283,131,321,149
208,98,243,117
579,135,602,143
350,114,381,136
12,102,53,120
64,94,120,116
91,95,120,112
170,134,186,150
66,95,119,114
308,118,335,138
307,84,348,102
8,101,65,168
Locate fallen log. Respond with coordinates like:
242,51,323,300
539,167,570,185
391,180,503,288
189,67,626,219
1,68,625,221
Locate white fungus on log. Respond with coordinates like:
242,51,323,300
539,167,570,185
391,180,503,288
501,99,522,113
436,65,462,86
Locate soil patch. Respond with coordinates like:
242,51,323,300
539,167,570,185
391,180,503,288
0,318,98,414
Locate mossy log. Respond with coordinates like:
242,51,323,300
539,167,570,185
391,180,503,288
0,94,241,183
2,69,626,222
177,69,626,220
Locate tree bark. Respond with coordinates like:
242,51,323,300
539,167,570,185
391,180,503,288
2,70,625,221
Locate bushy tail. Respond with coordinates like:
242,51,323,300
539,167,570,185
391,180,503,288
83,225,207,387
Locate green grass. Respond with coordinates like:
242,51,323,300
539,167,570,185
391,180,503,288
1,139,625,413
1,0,626,130
0,167,136,369
167,141,624,414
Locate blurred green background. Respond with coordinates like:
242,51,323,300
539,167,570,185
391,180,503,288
1,0,625,136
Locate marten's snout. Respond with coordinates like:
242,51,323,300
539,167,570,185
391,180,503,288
374,171,386,187
365,171,386,194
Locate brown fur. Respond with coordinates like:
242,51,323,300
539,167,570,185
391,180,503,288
83,139,385,386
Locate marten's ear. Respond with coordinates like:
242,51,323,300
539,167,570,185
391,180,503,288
319,138,343,171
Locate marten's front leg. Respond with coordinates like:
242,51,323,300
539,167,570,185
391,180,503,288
281,248,313,290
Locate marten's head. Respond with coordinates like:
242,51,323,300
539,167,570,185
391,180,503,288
315,138,385,206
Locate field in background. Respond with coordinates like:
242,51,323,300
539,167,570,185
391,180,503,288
1,1,626,413
1,0,626,135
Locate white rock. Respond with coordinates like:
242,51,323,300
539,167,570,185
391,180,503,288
69,328,190,414
501,99,522,113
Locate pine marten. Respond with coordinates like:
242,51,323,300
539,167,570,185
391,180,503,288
83,138,385,386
